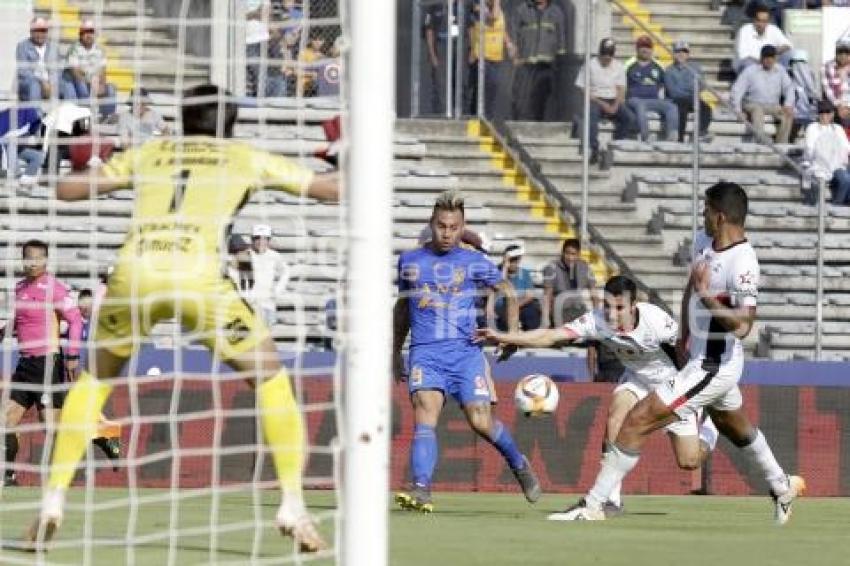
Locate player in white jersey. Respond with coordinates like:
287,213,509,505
477,275,717,516
550,182,805,525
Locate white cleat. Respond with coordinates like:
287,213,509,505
276,505,328,553
547,499,606,521
772,475,806,526
23,488,65,552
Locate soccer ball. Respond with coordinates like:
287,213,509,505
514,374,559,417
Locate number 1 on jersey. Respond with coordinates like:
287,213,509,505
169,169,192,213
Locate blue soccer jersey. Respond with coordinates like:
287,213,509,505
398,245,502,404
398,246,502,347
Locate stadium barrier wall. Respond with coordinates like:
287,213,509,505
7,359,849,496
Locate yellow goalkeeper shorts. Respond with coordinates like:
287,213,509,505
94,267,270,361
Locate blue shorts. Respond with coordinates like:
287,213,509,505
408,342,490,406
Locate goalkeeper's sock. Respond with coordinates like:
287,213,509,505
410,423,437,489
48,371,112,490
487,420,525,471
258,372,306,503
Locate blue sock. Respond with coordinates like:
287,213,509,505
410,424,437,488
488,420,525,471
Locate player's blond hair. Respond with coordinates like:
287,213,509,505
431,190,465,220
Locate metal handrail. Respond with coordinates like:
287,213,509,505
483,117,673,314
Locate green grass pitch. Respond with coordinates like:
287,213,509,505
0,489,848,565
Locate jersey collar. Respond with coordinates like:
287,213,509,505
711,238,748,253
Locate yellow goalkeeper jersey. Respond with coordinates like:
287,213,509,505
102,137,314,275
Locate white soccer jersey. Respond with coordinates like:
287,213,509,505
565,302,679,387
688,231,760,373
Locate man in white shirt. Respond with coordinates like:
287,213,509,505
239,224,289,327
734,5,792,73
61,20,117,118
804,100,850,205
548,182,805,525
575,38,637,165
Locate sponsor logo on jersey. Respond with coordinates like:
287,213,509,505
737,271,754,285
224,317,251,345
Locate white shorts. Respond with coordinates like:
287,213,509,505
656,361,743,419
614,376,698,437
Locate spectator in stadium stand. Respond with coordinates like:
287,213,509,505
804,100,850,205
734,4,791,73
625,35,679,142
0,105,45,186
118,88,170,147
15,17,60,103
495,244,541,332
541,238,599,328
312,36,342,98
664,39,713,143
574,38,636,165
822,39,850,135
266,0,303,97
422,0,460,116
731,44,795,144
507,0,567,121
246,224,289,328
61,20,118,120
296,29,330,97
787,49,818,142
227,227,286,329
466,0,509,119
243,0,272,97
76,289,95,342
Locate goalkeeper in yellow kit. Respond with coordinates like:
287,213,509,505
26,84,339,553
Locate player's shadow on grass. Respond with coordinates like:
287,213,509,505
391,508,523,519
138,541,271,559
2,541,35,554
539,510,670,518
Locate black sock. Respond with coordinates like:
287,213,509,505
5,433,19,476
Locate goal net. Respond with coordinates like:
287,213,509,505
0,0,392,564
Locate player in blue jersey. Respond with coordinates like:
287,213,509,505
392,191,541,512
